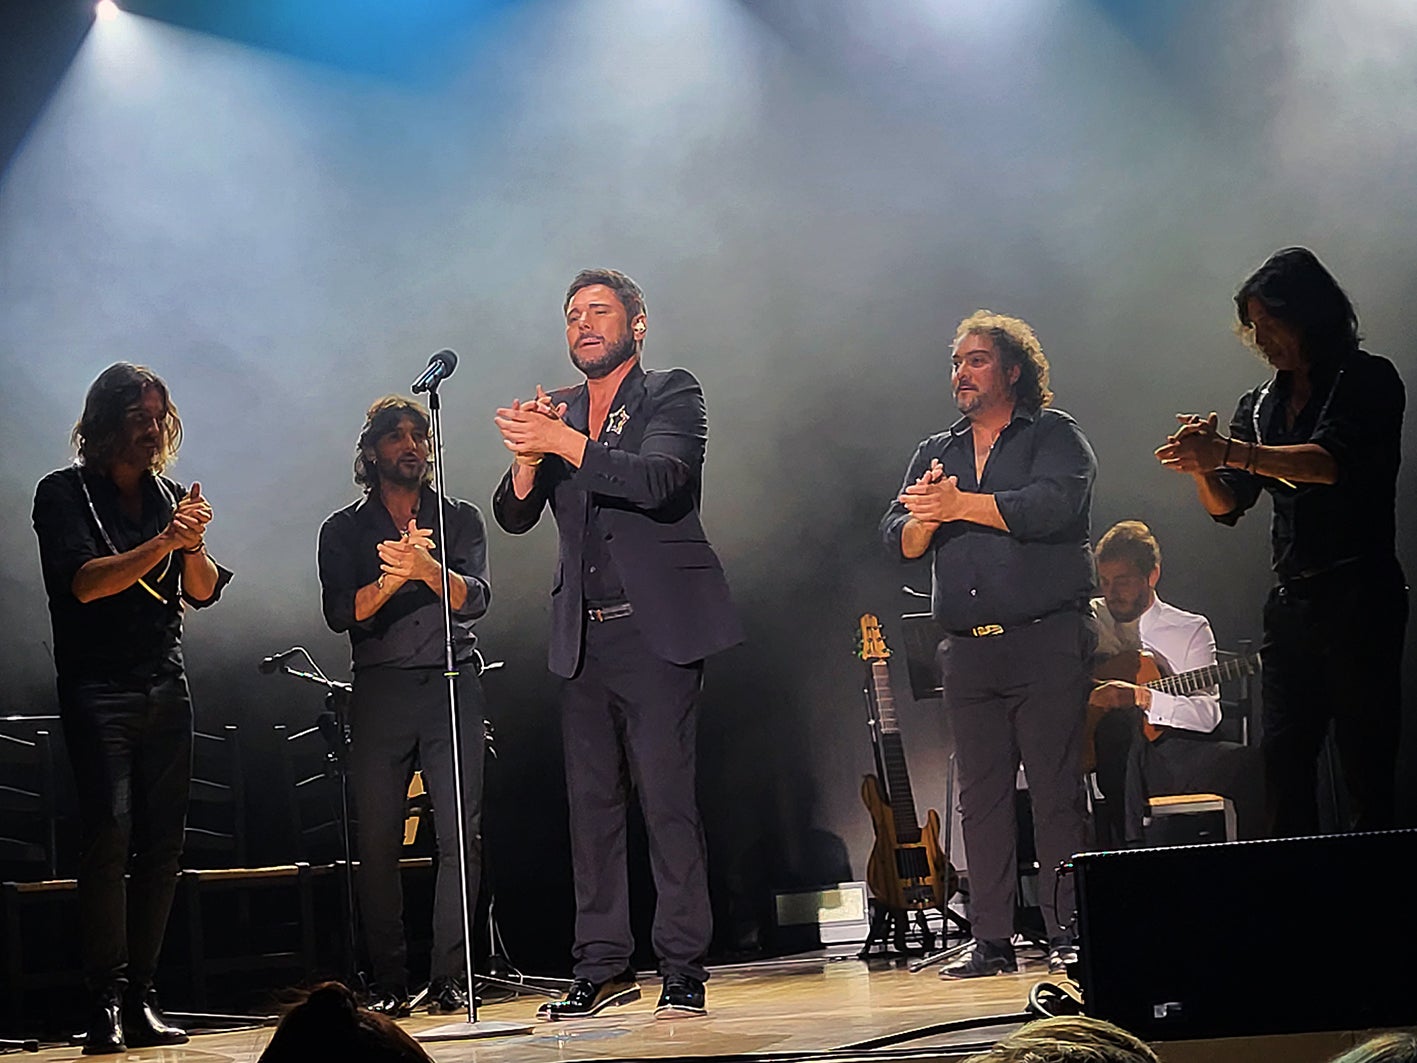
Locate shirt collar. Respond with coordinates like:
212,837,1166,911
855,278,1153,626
947,403,1039,437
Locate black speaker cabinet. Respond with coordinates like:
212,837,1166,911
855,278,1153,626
1074,829,1417,1041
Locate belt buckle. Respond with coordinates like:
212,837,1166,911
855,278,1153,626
971,623,1004,638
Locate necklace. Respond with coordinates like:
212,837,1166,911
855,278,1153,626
78,467,176,604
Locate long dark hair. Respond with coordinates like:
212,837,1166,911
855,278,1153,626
71,363,182,473
353,395,431,494
1235,247,1361,362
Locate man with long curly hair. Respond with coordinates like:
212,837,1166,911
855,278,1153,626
32,363,231,1053
882,312,1097,978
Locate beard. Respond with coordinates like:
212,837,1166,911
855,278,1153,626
570,331,638,381
953,388,981,416
378,455,428,489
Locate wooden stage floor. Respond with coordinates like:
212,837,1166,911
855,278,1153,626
15,952,1395,1063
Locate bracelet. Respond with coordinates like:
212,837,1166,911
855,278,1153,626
181,544,205,555
515,455,544,468
1220,436,1233,468
1245,441,1258,473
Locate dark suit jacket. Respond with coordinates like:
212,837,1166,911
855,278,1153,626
492,362,742,678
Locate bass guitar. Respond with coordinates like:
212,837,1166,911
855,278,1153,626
857,614,958,911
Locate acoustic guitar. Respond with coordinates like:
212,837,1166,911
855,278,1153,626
857,614,958,911
1084,649,1261,771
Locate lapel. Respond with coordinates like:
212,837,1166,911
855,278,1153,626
562,384,590,435
598,363,647,450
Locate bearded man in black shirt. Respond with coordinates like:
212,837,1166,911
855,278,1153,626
317,396,491,1017
881,312,1098,979
1156,247,1407,836
32,363,231,1054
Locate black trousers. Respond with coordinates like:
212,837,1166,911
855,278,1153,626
348,666,485,990
57,672,193,992
1093,713,1266,845
938,610,1092,944
1261,560,1408,836
561,616,711,983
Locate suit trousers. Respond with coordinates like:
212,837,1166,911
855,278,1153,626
58,671,193,992
561,615,711,982
1093,712,1266,844
938,610,1092,944
348,666,485,990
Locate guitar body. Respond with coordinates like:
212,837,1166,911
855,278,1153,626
861,774,955,911
1092,650,1167,743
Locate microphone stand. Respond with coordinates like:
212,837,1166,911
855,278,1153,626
263,648,360,988
414,377,530,1044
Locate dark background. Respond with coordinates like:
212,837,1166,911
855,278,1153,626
3,0,1415,975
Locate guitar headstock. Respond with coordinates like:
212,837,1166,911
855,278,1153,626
858,613,892,661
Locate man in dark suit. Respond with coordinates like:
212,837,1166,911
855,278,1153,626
492,268,741,1020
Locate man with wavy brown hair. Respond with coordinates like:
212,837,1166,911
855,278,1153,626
318,395,491,1018
32,363,231,1053
881,312,1097,979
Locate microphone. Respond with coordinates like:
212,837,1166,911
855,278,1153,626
411,349,458,393
258,647,302,674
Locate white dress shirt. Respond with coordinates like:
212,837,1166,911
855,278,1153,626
1091,595,1222,734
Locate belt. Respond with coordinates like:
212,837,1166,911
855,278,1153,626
947,604,1085,639
951,623,1007,638
587,603,634,622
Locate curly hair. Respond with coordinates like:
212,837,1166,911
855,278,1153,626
1329,1033,1417,1063
955,310,1053,412
963,1016,1159,1063
1235,247,1361,362
354,395,431,494
1096,520,1162,575
71,362,182,474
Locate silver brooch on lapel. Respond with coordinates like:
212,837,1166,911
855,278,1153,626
606,405,630,435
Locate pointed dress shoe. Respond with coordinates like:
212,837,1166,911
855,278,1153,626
536,969,640,1021
426,977,475,1015
939,939,1019,979
364,985,412,1018
122,986,189,1048
80,987,125,1055
654,974,706,1018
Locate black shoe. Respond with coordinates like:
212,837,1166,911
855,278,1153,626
536,970,639,1021
426,977,471,1015
940,939,1018,979
121,986,188,1048
365,985,411,1018
654,974,706,1019
80,987,124,1055
1046,937,1078,975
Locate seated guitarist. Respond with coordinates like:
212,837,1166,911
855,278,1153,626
1089,521,1263,844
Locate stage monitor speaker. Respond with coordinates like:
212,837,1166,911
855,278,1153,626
1074,829,1417,1041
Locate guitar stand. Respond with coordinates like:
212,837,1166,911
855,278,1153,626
859,901,937,959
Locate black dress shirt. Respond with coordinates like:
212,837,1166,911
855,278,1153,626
32,466,232,682
318,487,490,671
1212,350,1404,580
881,406,1097,631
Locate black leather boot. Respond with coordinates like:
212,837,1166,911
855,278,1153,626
80,986,124,1056
122,986,188,1048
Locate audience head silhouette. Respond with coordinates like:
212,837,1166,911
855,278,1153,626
257,982,433,1063
964,1016,1159,1063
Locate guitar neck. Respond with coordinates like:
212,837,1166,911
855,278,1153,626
871,661,921,841
1145,654,1258,697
